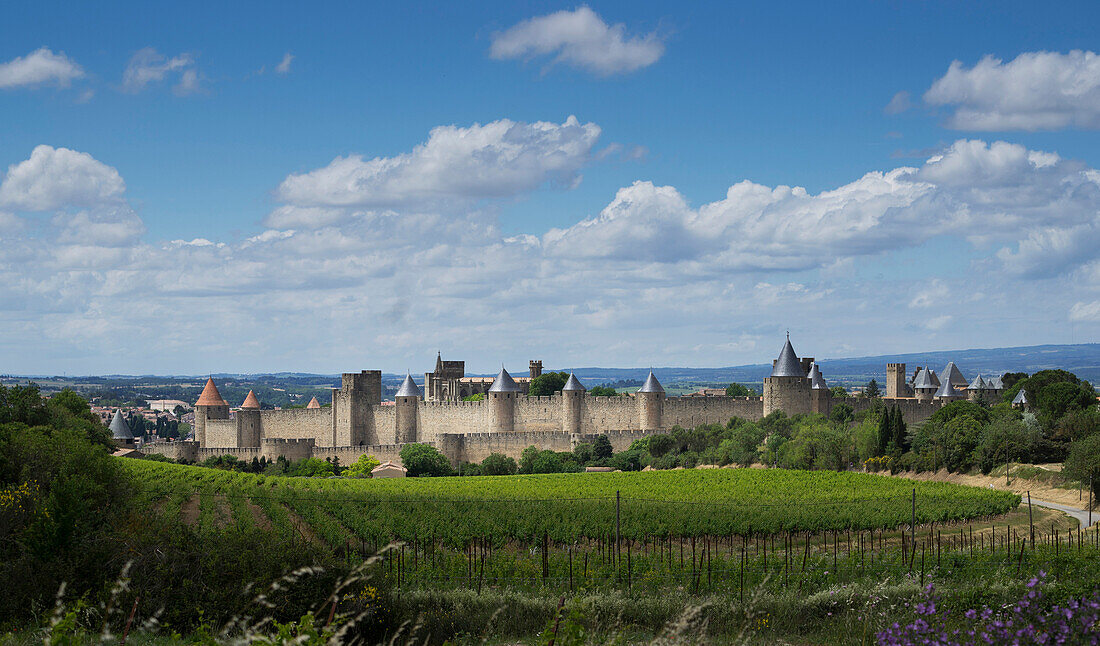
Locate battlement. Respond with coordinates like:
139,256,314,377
262,437,316,446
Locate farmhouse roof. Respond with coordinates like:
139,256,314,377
771,336,804,377
109,409,133,440
488,367,524,393
1012,389,1030,405
396,373,421,397
306,397,321,409
941,362,968,388
196,378,227,406
637,372,665,393
371,461,407,474
808,363,828,390
562,373,586,392
241,390,261,409
913,368,937,390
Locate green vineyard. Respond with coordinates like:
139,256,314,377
125,460,1019,544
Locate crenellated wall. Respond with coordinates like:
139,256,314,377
205,419,237,447
849,397,939,426
514,395,563,431
580,395,639,432
417,399,486,441
260,408,333,445
664,396,763,427
141,440,199,462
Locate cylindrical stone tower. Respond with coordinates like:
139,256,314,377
561,372,586,434
194,377,229,447
237,390,262,447
636,372,665,431
488,367,522,432
395,373,421,444
762,336,812,416
807,363,832,416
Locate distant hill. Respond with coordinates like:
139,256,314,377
550,343,1100,390
6,343,1098,395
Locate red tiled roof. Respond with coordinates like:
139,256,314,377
306,397,321,409
195,378,228,406
241,390,260,409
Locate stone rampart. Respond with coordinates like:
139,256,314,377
418,400,486,442
261,438,315,462
260,408,333,446
312,443,405,465
664,396,763,427
371,405,397,444
197,446,262,462
515,395,562,431
580,396,638,433
205,419,237,447
140,440,199,462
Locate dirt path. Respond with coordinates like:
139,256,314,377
889,466,1092,508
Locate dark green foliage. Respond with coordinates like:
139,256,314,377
592,435,613,460
480,452,517,476
399,443,453,477
1064,433,1100,500
646,434,675,457
929,400,992,427
724,383,758,397
864,378,881,398
608,449,646,471
528,372,569,396
830,385,849,398
829,402,854,425
588,386,619,396
1001,371,1028,390
0,422,132,621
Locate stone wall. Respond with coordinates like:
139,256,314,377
370,405,398,445
260,438,315,462
140,440,199,462
580,396,638,432
664,396,763,427
205,419,237,447
514,395,562,431
312,443,405,465
260,408,334,445
198,446,262,462
417,400,486,442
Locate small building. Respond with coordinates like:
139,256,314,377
371,461,407,478
1012,389,1031,409
109,409,136,449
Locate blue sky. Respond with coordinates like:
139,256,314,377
2,1,1100,375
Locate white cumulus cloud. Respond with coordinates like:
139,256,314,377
0,48,84,89
276,52,293,74
272,116,600,221
0,145,126,211
1070,301,1100,322
490,7,665,76
925,50,1100,130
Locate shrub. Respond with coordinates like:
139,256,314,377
344,453,381,478
399,443,453,477
480,452,517,476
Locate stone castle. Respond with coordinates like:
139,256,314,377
142,336,1007,466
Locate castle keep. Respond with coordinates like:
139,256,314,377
143,337,995,466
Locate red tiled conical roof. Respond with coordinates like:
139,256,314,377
196,378,228,406
306,397,321,409
241,390,260,409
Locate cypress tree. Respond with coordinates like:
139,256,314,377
877,409,891,455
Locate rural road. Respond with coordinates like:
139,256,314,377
1030,498,1096,528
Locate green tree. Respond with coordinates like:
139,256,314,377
344,453,381,478
528,372,569,396
647,434,674,457
589,386,619,396
829,402,854,426
1001,372,1028,390
462,393,484,402
592,435,613,460
398,443,452,477
518,445,540,474
480,452,517,476
864,379,881,398
725,383,757,397
1064,433,1100,502
830,386,849,398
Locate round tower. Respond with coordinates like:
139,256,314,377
762,335,812,416
488,367,522,432
395,373,421,444
561,372,586,434
636,372,665,431
808,362,832,416
194,377,229,447
912,368,938,403
237,390,262,447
